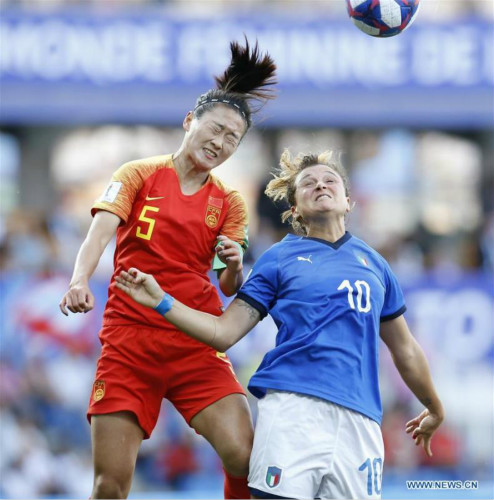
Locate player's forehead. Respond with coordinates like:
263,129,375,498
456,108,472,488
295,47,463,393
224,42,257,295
200,104,246,135
296,164,341,184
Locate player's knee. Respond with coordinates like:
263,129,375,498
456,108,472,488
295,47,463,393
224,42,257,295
92,473,129,499
221,439,252,477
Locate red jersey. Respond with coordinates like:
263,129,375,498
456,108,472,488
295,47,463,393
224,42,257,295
92,154,249,329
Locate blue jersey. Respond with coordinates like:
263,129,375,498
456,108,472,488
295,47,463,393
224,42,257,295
237,232,406,424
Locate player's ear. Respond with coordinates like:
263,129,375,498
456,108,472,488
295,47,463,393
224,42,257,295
292,205,303,223
183,111,194,132
346,197,351,213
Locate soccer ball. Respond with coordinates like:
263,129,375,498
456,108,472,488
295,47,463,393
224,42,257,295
346,0,421,37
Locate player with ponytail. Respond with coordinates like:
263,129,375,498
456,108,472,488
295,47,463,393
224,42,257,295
60,39,277,499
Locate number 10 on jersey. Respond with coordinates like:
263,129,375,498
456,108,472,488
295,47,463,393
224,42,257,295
338,279,371,312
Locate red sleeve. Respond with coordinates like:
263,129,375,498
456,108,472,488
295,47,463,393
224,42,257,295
91,155,170,223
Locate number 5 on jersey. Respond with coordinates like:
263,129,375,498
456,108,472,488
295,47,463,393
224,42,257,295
136,205,159,240
338,279,371,313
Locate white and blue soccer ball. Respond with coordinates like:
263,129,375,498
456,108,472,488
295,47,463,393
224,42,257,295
346,0,421,37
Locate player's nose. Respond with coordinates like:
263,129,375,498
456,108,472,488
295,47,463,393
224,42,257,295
210,137,222,150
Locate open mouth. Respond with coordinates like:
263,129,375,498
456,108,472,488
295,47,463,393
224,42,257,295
315,193,331,201
204,147,217,159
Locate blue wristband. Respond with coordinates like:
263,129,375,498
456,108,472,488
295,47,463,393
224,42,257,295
154,293,175,316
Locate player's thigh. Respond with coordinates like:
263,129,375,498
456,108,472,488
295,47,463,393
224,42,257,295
320,409,384,499
190,393,254,461
248,391,331,499
92,411,144,480
89,325,169,439
170,344,253,464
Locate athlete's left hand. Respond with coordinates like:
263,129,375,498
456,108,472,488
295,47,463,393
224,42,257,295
215,235,243,273
405,409,443,457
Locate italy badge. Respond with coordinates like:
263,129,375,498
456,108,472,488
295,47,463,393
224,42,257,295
266,466,282,488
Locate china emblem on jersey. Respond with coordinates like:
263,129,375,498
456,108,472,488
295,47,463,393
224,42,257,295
266,466,282,488
205,196,223,228
93,380,105,402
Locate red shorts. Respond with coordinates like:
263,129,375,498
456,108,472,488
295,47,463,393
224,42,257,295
87,324,245,439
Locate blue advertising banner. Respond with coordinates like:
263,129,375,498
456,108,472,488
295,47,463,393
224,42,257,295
401,273,494,365
0,8,493,127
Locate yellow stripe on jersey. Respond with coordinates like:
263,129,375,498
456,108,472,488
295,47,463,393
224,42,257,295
92,155,173,223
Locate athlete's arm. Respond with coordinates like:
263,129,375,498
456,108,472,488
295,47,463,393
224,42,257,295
215,235,244,296
115,268,260,352
60,211,121,315
380,315,444,457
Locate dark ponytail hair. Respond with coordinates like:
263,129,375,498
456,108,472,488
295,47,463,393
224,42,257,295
194,38,277,131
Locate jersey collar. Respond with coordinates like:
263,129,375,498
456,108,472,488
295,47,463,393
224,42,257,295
285,231,352,250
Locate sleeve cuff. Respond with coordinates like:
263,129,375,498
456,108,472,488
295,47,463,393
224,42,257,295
236,292,268,320
91,206,126,224
380,305,407,322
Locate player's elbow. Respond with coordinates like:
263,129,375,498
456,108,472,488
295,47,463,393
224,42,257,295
213,335,234,353
213,339,230,352
220,287,236,298
219,281,242,297
392,342,422,372
212,324,236,352
218,270,243,297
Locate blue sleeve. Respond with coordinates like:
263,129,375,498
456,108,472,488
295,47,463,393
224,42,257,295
380,262,406,322
236,246,279,319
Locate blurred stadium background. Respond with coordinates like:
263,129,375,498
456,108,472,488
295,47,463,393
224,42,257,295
0,0,493,498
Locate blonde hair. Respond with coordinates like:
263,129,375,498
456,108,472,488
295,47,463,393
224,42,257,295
265,149,350,235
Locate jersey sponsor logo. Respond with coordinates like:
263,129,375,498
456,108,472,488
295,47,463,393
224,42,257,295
101,181,122,203
297,254,313,264
145,195,164,201
93,380,105,402
266,466,282,488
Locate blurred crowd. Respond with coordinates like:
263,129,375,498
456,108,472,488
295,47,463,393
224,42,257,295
0,123,493,498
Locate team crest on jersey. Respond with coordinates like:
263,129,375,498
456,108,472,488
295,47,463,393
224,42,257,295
93,380,105,402
354,251,369,267
205,196,223,228
266,466,282,488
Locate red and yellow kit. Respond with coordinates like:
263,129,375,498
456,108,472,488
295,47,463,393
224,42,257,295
88,154,248,436
92,153,248,327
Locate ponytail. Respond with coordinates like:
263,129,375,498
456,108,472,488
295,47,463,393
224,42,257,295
194,37,277,130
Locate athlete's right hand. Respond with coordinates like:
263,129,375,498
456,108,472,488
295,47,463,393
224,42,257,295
60,282,95,316
115,268,165,309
